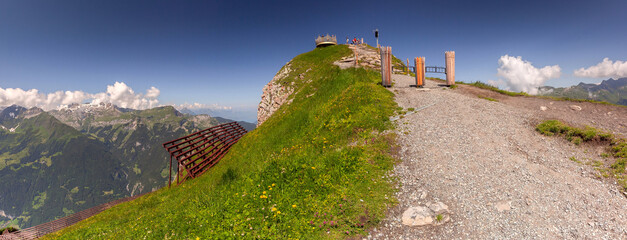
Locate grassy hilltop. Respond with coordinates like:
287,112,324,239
45,45,399,239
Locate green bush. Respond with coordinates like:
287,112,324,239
0,226,19,234
611,158,626,174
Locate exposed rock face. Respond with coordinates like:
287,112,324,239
257,62,294,126
333,45,381,70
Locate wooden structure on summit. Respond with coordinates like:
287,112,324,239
162,122,247,186
315,34,337,47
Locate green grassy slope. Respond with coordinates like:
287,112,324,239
45,45,398,239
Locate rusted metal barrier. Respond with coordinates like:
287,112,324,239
162,122,247,186
0,193,148,240
380,46,392,87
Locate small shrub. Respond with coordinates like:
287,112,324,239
219,168,237,185
435,214,443,223
582,127,598,141
599,133,614,141
536,120,564,136
572,137,583,145
478,96,498,102
449,84,458,89
611,158,626,174
612,142,627,158
0,226,19,234
407,108,415,112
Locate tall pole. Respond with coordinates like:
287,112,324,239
374,29,379,48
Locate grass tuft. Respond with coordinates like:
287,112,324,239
477,96,498,102
536,120,627,191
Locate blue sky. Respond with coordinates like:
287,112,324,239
1,0,626,122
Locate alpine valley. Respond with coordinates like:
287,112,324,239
539,77,627,106
0,103,254,229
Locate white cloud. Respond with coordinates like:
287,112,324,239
174,102,232,110
0,82,160,110
574,58,627,79
0,88,92,110
496,55,561,95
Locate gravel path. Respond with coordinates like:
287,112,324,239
368,74,627,239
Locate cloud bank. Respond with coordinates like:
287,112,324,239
175,102,232,111
0,82,222,112
574,58,627,79
496,55,561,95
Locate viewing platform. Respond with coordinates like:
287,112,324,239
315,34,337,47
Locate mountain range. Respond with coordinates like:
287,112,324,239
0,103,253,229
539,78,627,106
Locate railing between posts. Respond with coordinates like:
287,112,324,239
162,122,247,186
0,193,148,240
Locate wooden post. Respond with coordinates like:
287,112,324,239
168,156,172,187
380,47,386,87
380,46,392,87
386,47,392,87
445,51,455,86
406,58,410,75
415,57,425,88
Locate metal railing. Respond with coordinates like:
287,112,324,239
426,66,446,74
392,66,416,73
162,122,247,186
0,193,148,240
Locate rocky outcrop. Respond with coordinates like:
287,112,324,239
334,45,381,70
257,62,294,126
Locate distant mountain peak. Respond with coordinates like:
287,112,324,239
540,77,627,106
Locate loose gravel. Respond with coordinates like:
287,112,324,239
368,74,627,239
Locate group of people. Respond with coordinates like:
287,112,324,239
346,37,362,45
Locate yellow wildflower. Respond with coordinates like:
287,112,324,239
292,205,296,208
271,207,277,212
311,167,315,169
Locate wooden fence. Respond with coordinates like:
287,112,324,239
0,193,148,240
162,122,247,186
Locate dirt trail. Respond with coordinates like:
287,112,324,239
368,74,627,239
